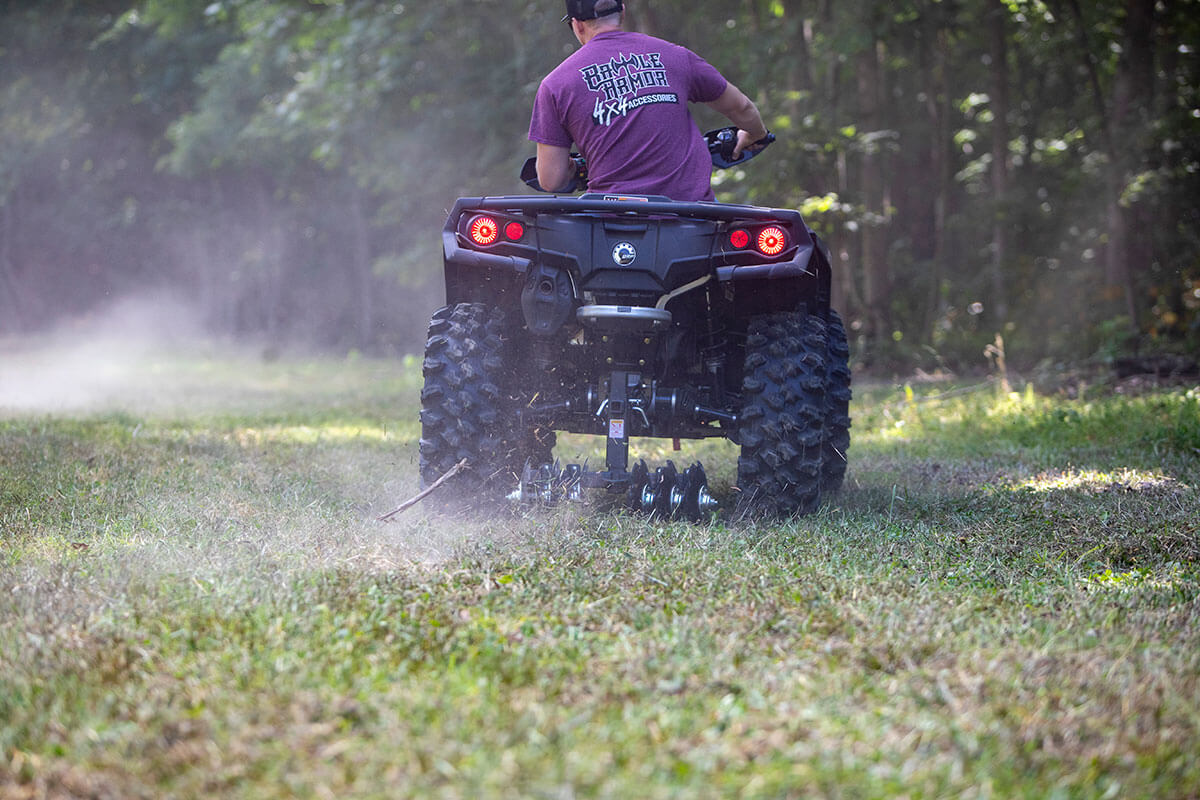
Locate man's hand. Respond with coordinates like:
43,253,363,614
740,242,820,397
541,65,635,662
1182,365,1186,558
732,128,770,160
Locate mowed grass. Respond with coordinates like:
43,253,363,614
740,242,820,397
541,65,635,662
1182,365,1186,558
1,341,1198,799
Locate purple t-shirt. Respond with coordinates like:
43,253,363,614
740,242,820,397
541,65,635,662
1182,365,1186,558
528,30,728,201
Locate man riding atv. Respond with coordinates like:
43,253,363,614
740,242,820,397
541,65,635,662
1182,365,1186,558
530,0,773,201
416,2,850,520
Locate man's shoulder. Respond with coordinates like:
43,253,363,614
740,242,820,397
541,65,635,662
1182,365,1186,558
541,45,590,87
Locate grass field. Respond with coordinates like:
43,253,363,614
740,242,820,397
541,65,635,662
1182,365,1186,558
1,338,1198,799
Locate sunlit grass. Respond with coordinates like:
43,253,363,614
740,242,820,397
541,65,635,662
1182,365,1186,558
1017,467,1185,494
854,381,1200,470
229,422,413,446
1084,564,1194,592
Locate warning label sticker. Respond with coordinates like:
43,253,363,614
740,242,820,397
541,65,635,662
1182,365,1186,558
609,419,626,440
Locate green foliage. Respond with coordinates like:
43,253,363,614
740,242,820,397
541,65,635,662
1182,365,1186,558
0,0,1198,362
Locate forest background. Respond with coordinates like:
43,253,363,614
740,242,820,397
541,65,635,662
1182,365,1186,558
1,0,1197,371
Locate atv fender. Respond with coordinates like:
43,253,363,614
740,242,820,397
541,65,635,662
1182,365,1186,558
442,228,530,305
442,228,530,275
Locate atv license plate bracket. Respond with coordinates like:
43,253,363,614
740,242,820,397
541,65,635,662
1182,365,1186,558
604,371,630,480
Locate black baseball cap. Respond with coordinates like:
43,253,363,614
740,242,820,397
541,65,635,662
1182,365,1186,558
562,0,624,22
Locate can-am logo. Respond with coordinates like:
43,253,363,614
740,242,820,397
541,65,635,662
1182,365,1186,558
612,242,637,266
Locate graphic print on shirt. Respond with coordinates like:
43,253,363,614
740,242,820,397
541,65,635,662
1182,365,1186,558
578,52,678,127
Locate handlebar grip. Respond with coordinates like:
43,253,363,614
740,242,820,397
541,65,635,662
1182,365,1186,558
707,127,775,169
521,153,589,193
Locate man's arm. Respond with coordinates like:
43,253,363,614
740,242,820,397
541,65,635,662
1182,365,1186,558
705,83,769,159
536,143,575,193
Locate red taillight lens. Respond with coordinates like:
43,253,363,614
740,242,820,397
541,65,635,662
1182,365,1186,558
729,229,750,249
468,215,499,246
756,226,787,256
504,221,525,241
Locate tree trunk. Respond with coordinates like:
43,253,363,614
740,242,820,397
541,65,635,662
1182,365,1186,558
348,181,374,349
252,175,284,339
1111,0,1156,330
628,0,659,36
785,1,814,100
916,17,953,343
820,0,858,320
988,0,1011,324
858,40,890,352
1059,0,1154,332
206,177,235,335
0,193,26,333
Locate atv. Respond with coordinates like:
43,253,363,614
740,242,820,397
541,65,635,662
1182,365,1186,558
418,128,850,519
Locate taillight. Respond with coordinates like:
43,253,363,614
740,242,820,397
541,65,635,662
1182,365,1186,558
504,221,525,241
468,215,499,246
728,225,788,256
756,226,787,256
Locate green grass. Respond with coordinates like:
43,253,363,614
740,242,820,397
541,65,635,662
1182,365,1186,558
1,344,1197,798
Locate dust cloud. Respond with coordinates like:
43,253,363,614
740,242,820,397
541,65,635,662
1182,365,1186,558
0,292,206,413
0,290,560,583
0,290,498,575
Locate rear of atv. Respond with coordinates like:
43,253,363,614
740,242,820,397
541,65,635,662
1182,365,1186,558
419,193,850,519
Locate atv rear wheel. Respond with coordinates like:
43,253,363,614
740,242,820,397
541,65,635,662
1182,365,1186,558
821,309,852,493
736,312,828,517
419,303,543,507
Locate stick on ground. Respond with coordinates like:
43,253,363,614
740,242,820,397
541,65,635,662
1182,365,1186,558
377,458,468,521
